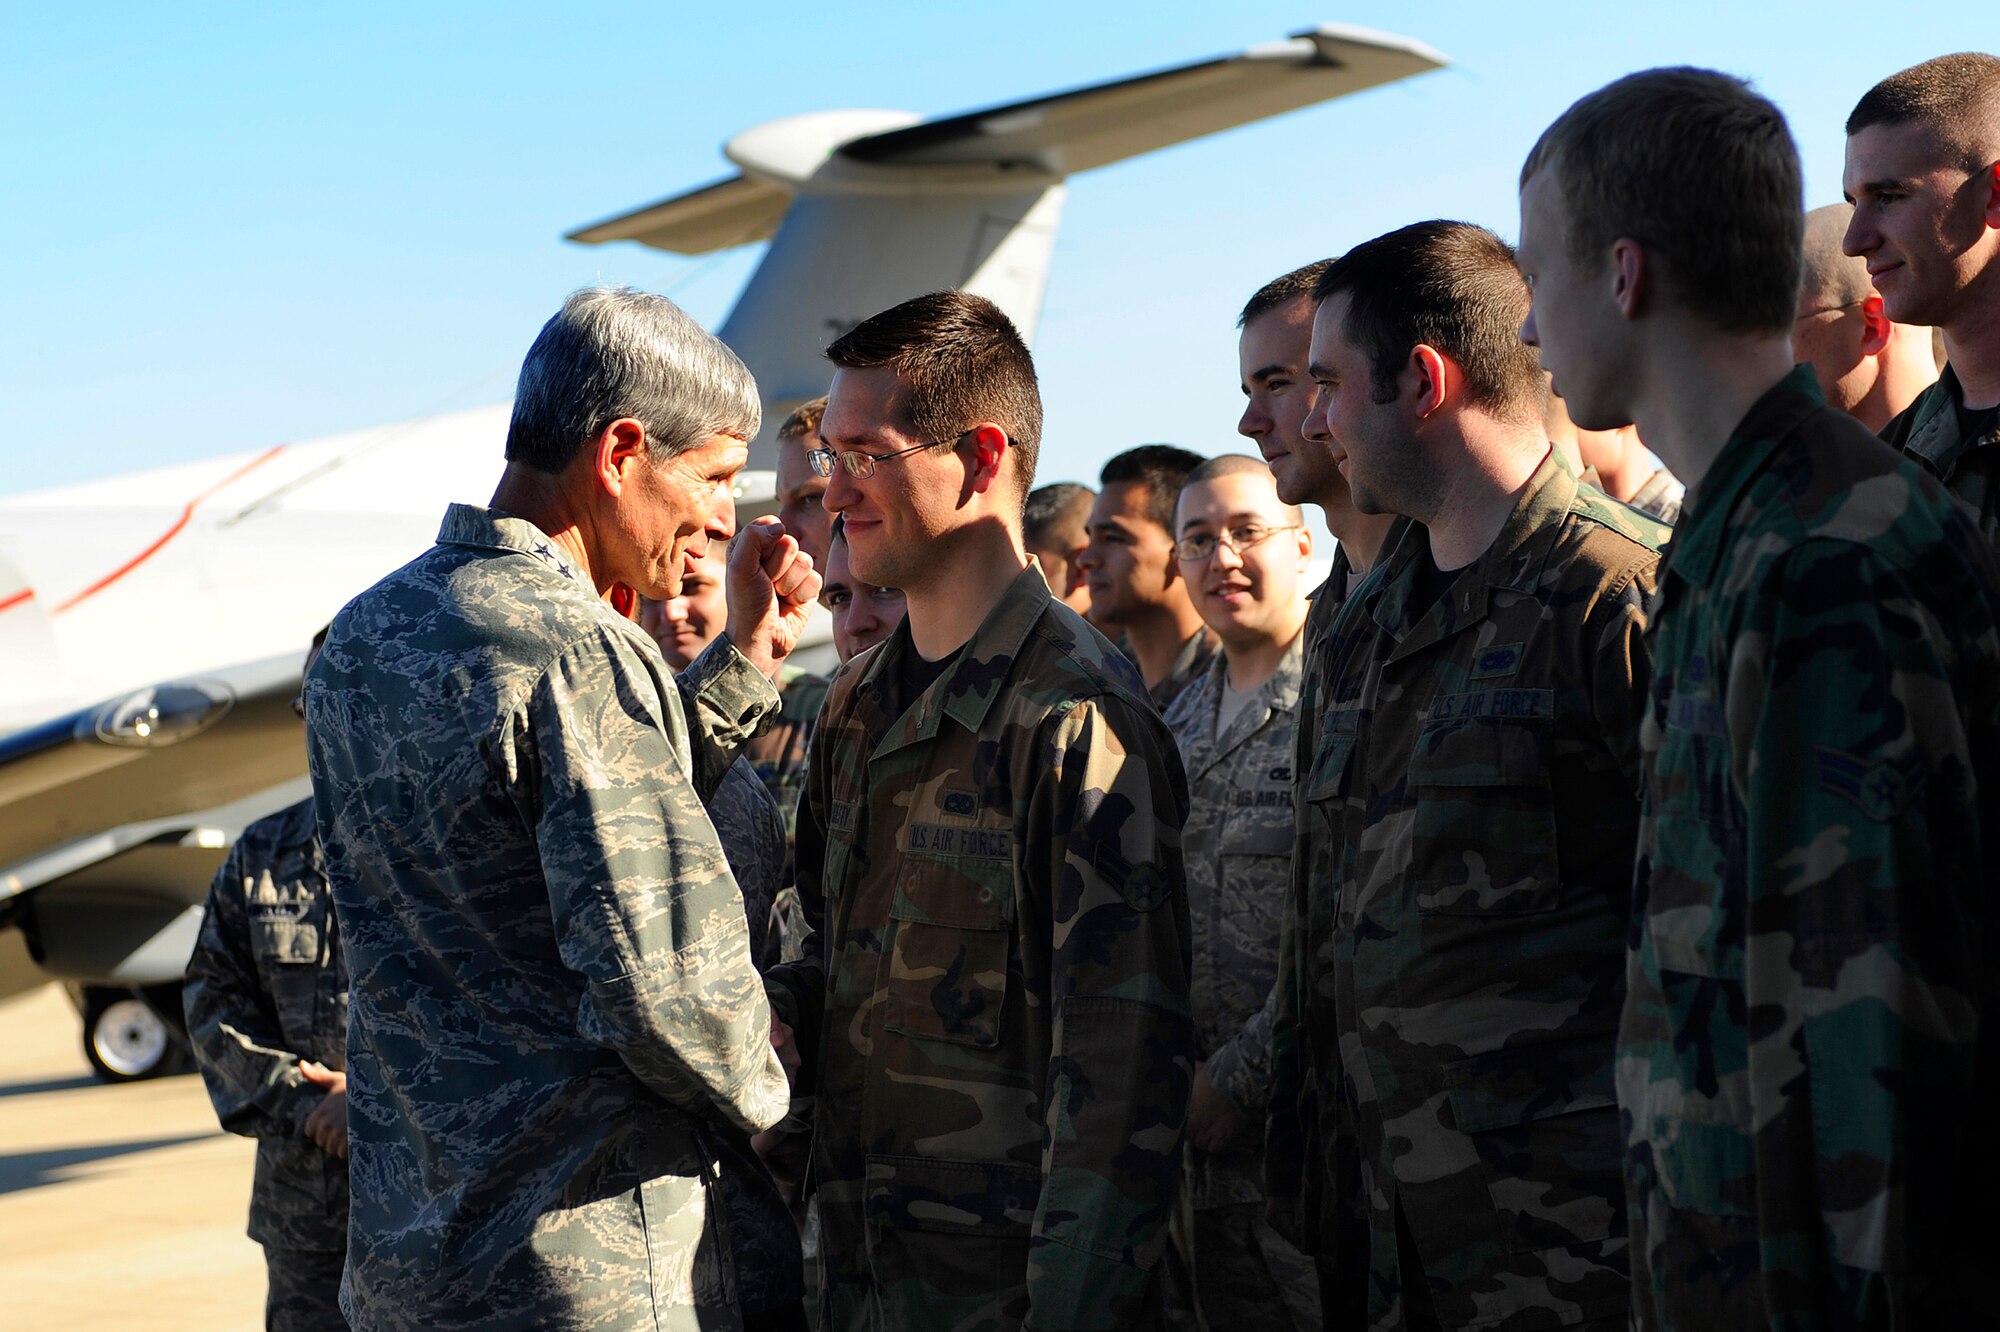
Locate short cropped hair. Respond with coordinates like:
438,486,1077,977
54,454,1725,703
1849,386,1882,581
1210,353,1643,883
1848,53,2000,171
776,394,827,444
1178,454,1303,525
1100,445,1206,534
505,286,760,474
1801,203,1874,308
1239,259,1334,329
825,291,1043,504
1022,482,1094,548
1311,221,1545,421
1521,67,1803,335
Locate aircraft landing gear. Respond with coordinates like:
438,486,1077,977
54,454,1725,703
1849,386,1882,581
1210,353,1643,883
77,984,190,1082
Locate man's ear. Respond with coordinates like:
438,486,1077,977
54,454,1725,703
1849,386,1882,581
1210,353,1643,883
1408,345,1451,419
592,418,650,497
965,423,1008,494
1983,161,2000,228
1860,294,1893,357
1610,238,1648,320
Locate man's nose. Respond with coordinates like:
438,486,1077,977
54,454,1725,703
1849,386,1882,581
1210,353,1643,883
1213,539,1246,571
1074,541,1099,572
824,467,858,515
1302,400,1330,444
1841,212,1875,258
1520,308,1540,349
1237,399,1267,440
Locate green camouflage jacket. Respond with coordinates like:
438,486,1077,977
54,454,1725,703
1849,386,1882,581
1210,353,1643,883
1287,452,1667,1330
183,797,350,1253
306,503,791,1332
764,565,1196,1332
1880,362,2000,544
1623,366,2000,1330
1161,632,1303,1210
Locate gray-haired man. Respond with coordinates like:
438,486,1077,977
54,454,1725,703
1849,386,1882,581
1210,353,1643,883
307,287,820,1331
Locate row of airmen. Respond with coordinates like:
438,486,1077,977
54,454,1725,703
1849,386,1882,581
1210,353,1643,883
181,53,1999,1332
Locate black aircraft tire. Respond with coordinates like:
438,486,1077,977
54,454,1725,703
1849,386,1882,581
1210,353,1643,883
80,987,180,1082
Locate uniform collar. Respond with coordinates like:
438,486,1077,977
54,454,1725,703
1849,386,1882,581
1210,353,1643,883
861,564,1052,754
1903,363,2000,477
1366,445,1579,660
436,503,587,585
1183,631,1304,773
1665,365,1825,590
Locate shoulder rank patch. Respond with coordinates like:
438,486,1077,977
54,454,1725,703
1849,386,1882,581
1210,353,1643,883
1815,746,1923,821
1120,861,1172,912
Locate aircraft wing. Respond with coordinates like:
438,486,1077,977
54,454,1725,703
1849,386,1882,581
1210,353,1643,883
838,24,1448,174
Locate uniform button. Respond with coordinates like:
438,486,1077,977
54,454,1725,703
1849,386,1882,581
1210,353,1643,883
978,889,994,903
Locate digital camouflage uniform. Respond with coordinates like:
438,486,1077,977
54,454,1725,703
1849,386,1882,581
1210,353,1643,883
184,797,351,1332
746,666,831,961
1880,361,2000,544
1159,634,1321,1330
701,754,808,1325
1622,367,2000,1330
710,755,789,972
1149,626,1222,716
1278,452,1668,1330
306,504,792,1332
762,565,1197,1332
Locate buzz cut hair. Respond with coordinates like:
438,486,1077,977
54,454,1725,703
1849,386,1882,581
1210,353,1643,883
1176,454,1302,528
776,394,828,444
1239,259,1335,329
1801,203,1874,308
825,290,1043,506
1022,481,1095,549
1521,67,1804,336
1848,52,2000,172
1311,220,1547,423
1100,444,1207,535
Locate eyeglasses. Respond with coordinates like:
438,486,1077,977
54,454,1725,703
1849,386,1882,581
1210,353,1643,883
1795,299,1867,321
1174,523,1302,563
808,429,975,479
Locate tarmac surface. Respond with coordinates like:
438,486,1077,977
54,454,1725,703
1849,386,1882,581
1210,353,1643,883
0,983,266,1330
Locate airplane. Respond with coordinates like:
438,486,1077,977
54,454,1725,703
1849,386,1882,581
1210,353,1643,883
0,24,1446,1078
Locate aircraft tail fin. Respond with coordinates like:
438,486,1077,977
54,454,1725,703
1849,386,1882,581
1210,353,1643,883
566,171,792,255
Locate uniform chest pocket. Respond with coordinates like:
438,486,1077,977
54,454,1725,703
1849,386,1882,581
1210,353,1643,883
883,852,1014,1049
249,905,321,966
1408,715,1560,916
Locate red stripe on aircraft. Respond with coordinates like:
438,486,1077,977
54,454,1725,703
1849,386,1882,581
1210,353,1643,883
52,445,288,615
0,588,33,614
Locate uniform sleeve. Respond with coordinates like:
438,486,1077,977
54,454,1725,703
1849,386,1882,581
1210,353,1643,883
758,701,834,1090
1727,541,1987,1302
1025,696,1195,1332
527,635,789,1135
1264,671,1317,1209
182,844,321,1139
1203,970,1279,1118
676,635,783,802
1588,550,1659,796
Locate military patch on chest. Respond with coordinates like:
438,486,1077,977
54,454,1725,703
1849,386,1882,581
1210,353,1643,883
1815,746,1923,821
1426,687,1553,721
903,823,1013,859
1232,786,1294,809
940,788,979,818
1469,643,1524,679
1267,764,1292,782
827,799,859,835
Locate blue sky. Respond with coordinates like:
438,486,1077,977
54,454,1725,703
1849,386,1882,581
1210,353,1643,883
0,2,1975,497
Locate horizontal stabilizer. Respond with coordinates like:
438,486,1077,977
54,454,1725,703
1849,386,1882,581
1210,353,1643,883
837,25,1447,174
566,171,793,255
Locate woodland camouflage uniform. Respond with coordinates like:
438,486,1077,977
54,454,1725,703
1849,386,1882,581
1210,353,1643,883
1624,367,2000,1330
1274,451,1668,1331
763,565,1196,1332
